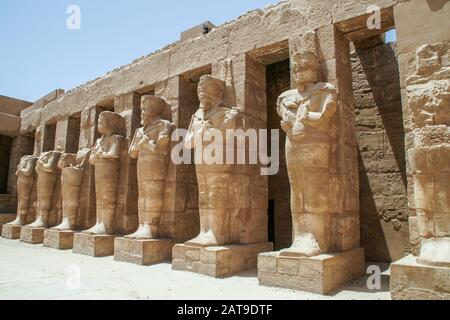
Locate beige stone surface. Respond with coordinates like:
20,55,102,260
114,238,175,266
258,248,365,295
53,149,92,232
125,96,173,240
6,156,37,227
173,243,273,278
83,112,125,236
73,233,115,257
20,226,45,244
43,229,75,250
1,224,21,240
391,254,450,300
0,112,21,137
26,151,61,229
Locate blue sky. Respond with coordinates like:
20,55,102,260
0,1,397,103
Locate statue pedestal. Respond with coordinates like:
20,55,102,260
44,229,75,250
20,226,45,244
258,248,365,295
2,225,21,239
114,238,175,266
391,254,450,300
172,243,273,278
73,233,115,257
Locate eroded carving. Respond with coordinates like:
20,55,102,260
125,96,173,239
53,149,92,231
27,151,61,228
184,75,241,247
7,156,38,226
277,51,338,257
84,111,124,235
407,42,450,267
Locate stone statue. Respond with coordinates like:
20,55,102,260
27,151,61,228
277,51,337,257
126,96,173,239
84,111,124,235
7,155,38,226
53,149,91,231
406,43,450,267
184,75,240,247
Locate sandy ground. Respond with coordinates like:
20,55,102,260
0,238,391,300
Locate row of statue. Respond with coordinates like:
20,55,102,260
6,45,447,267
5,50,339,258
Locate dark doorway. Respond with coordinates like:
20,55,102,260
0,135,12,194
266,59,292,250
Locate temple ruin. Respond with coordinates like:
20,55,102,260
0,0,449,299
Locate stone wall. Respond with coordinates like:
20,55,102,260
352,42,410,262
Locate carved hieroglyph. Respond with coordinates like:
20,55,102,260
184,75,241,247
406,42,450,267
27,151,61,228
84,111,124,235
53,149,91,231
125,96,173,239
277,51,338,257
7,156,38,226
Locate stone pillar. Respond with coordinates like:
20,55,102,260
390,0,450,300
155,76,200,243
172,56,272,278
258,27,364,295
113,93,140,236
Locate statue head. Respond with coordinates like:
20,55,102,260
98,111,123,137
141,96,166,126
292,51,320,88
197,75,225,111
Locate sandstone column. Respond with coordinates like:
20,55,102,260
389,0,450,300
114,95,176,265
73,111,125,257
258,29,365,295
172,74,272,278
20,150,61,244
44,149,92,250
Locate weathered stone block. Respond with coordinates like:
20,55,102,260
258,248,365,295
114,238,175,266
43,229,75,250
20,226,45,244
1,224,21,240
391,255,450,300
73,233,115,257
172,243,273,278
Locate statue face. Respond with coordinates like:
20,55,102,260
98,113,113,136
198,84,221,111
141,101,160,126
293,62,318,87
